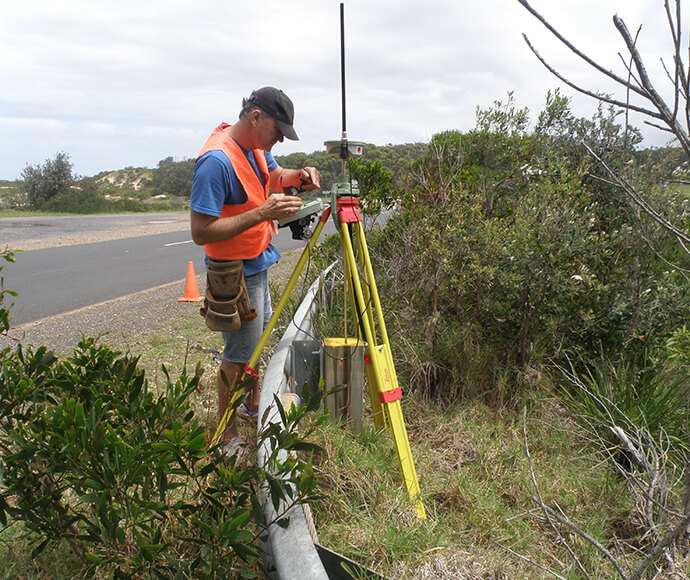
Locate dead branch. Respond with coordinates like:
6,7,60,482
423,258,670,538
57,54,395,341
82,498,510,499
551,360,690,578
521,34,659,119
516,0,648,98
531,499,629,578
523,406,595,579
517,0,690,157
583,142,690,254
612,14,690,150
628,508,690,580
610,425,667,541
493,540,568,580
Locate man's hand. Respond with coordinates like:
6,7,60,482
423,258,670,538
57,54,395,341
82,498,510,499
260,193,303,221
269,165,322,195
298,167,322,192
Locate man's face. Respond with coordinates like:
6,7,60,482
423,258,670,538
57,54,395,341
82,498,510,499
256,111,284,151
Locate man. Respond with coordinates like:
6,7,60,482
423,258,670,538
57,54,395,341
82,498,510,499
190,87,321,456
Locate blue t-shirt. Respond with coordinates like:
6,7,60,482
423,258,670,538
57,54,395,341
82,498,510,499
190,146,280,276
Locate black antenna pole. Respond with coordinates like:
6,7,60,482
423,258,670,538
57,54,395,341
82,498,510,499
324,2,362,164
340,2,346,137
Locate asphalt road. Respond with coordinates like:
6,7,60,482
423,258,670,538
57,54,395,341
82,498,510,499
3,218,335,325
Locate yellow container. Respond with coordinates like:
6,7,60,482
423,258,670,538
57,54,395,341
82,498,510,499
321,338,365,432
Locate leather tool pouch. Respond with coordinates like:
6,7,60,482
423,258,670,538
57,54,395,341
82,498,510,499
200,258,258,332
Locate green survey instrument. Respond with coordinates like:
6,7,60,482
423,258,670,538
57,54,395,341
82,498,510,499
211,2,425,519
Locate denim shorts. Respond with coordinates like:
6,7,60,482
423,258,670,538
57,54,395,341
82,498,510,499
221,269,272,364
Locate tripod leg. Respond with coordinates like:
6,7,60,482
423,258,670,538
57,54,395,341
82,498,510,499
245,216,328,373
352,221,390,346
352,223,377,336
349,223,386,426
340,224,385,426
210,215,328,448
339,222,426,518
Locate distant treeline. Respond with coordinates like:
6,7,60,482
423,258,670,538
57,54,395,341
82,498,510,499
2,136,687,214
139,142,429,200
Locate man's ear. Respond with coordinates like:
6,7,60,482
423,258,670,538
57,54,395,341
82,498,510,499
249,109,262,126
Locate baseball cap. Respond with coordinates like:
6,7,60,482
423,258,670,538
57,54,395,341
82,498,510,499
247,87,299,141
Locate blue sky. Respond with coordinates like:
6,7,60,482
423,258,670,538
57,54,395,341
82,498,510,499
0,0,675,179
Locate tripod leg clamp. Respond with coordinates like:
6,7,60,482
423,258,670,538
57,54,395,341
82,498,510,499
378,387,402,404
243,364,259,379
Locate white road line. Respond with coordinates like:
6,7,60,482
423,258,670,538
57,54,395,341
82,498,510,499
164,240,194,247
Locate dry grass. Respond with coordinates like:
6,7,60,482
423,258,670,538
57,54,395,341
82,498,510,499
302,392,659,579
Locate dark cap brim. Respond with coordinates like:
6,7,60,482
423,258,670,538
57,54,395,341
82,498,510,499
277,120,299,141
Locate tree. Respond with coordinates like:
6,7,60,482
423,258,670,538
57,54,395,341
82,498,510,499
151,156,195,198
21,152,76,207
517,0,690,259
349,158,399,222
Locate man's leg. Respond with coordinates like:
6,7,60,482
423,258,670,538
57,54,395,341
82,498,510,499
217,269,271,441
216,359,261,443
217,359,244,443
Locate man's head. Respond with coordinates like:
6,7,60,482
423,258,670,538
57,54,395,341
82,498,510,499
241,87,299,141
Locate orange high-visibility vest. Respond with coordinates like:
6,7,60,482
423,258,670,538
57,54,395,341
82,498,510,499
197,123,276,260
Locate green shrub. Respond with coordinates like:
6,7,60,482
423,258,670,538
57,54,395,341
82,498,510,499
0,337,326,578
36,181,148,214
366,95,690,405
0,249,17,334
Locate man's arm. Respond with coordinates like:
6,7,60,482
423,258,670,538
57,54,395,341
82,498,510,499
190,193,304,245
269,165,322,193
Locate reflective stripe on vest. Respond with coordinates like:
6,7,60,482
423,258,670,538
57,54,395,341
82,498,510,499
197,123,275,260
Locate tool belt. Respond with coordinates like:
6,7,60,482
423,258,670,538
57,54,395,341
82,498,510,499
200,258,257,332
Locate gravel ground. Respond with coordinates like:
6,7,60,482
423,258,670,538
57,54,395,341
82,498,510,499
1,279,199,356
2,213,191,251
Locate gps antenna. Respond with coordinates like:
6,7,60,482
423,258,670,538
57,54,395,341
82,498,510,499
340,2,347,141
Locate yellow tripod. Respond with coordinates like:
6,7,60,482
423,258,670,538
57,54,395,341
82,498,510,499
209,150,426,519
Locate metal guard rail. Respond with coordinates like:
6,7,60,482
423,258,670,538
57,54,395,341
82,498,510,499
257,264,336,580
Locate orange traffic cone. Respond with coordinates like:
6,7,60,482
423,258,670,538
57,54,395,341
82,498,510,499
178,261,204,302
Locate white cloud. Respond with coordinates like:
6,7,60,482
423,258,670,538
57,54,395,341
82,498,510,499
0,0,680,179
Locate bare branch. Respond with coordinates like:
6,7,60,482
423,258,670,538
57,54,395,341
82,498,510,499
617,53,643,93
583,142,690,253
628,510,690,580
553,361,690,579
518,0,690,157
521,34,661,120
660,56,686,103
612,14,690,151
493,540,568,579
532,500,629,578
642,119,679,134
516,0,649,98
662,1,689,106
619,25,643,153
523,406,594,579
632,210,690,278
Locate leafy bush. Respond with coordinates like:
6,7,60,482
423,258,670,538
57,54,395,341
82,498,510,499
366,94,690,405
36,181,148,214
0,249,17,334
0,338,325,578
0,253,326,577
151,157,195,198
21,152,76,207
